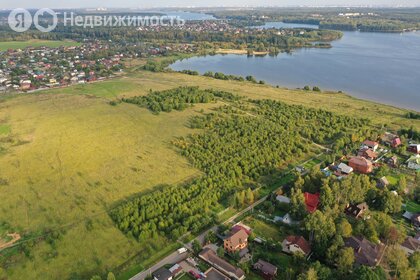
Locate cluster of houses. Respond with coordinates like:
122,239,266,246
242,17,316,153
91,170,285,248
324,132,420,180
0,42,125,92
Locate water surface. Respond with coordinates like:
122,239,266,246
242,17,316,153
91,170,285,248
171,23,420,111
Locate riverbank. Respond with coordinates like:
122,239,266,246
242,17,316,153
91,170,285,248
170,30,420,112
215,49,269,55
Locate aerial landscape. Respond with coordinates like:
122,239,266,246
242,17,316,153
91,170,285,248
0,1,419,280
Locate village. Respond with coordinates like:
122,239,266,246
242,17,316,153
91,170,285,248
0,40,198,93
141,131,420,280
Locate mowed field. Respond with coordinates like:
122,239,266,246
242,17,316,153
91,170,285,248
0,40,81,51
0,89,213,279
0,68,419,280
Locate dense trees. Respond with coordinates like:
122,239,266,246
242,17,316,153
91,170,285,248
111,88,373,247
122,86,238,113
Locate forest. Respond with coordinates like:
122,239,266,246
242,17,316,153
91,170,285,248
110,87,373,243
122,86,239,113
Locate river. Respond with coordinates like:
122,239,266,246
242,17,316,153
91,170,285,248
171,22,420,111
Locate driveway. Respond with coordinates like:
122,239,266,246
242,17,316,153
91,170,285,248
129,251,188,280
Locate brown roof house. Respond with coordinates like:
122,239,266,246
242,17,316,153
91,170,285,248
345,203,369,219
400,236,420,256
199,248,245,280
282,235,311,257
358,148,378,161
349,157,373,174
362,140,379,151
345,237,385,267
253,260,278,280
224,229,249,256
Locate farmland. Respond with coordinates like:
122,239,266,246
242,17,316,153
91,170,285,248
0,68,419,279
0,40,81,51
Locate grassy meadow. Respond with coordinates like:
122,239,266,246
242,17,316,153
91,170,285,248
0,68,419,280
0,91,216,279
0,40,80,51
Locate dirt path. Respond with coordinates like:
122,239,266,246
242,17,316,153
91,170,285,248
0,233,21,250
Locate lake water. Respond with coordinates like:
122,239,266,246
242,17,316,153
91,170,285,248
171,23,420,111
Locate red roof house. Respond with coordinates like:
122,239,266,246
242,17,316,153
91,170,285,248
304,192,320,213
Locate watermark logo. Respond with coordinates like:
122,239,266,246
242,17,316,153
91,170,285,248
34,8,58,32
8,8,58,32
8,8,185,33
8,8,32,32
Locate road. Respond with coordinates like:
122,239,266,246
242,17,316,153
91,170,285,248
129,148,325,280
129,195,269,280
129,251,188,280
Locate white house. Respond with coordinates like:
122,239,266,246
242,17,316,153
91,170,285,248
276,195,291,204
407,155,420,171
338,163,353,174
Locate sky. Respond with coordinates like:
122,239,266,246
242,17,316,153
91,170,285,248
1,0,420,9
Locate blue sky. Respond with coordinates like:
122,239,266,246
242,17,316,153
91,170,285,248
1,0,420,9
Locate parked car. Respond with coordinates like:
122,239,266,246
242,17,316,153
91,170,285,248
189,270,200,279
177,247,188,254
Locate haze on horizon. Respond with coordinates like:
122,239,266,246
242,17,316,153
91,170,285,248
1,0,420,9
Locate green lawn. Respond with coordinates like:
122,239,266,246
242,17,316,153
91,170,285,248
0,124,10,135
244,216,285,242
405,200,420,213
0,40,80,51
0,93,216,280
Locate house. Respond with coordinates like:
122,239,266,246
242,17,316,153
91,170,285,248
20,80,31,90
407,144,420,154
337,163,353,174
276,195,291,204
349,157,373,174
253,260,278,280
345,203,369,219
168,264,183,278
400,236,420,255
387,156,398,167
282,235,311,256
231,223,252,235
153,267,173,280
362,140,379,151
223,229,248,254
199,248,245,280
304,192,320,213
345,236,385,267
204,267,229,280
358,148,378,161
377,177,389,188
407,155,420,171
381,133,402,148
411,213,420,231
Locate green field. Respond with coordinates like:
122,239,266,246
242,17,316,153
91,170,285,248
0,68,419,280
0,125,10,135
0,40,80,51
